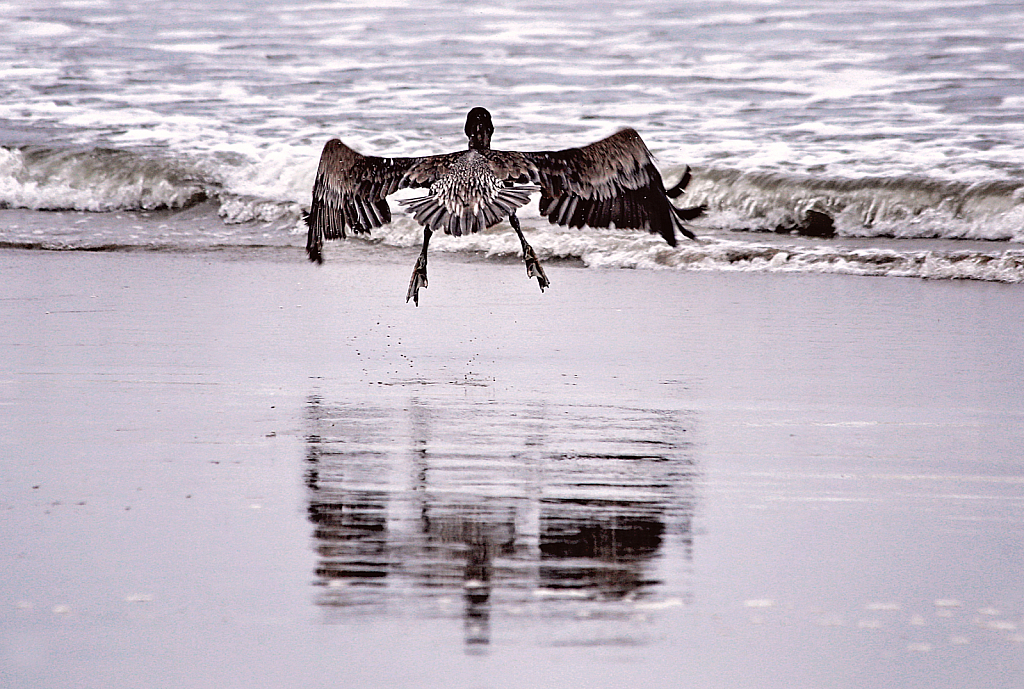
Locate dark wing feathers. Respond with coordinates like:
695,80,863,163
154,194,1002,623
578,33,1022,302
666,165,692,198
521,128,700,246
305,139,461,263
306,139,411,263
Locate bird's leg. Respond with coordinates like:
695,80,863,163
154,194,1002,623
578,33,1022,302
509,211,548,292
407,228,432,306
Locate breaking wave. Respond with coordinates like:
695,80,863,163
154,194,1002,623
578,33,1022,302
2,144,1023,283
0,145,212,212
687,167,1024,243
0,144,309,226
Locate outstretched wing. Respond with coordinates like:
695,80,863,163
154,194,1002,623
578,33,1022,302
520,129,702,246
305,139,461,263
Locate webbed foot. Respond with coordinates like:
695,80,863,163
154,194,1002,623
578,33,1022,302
523,244,549,292
406,255,428,306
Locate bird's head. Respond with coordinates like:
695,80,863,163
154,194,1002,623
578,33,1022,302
465,107,494,150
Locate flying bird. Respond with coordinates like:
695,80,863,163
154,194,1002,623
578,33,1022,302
305,107,704,305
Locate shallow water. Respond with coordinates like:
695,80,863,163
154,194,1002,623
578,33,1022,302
2,250,1022,687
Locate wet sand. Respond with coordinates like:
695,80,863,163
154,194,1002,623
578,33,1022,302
2,246,1023,688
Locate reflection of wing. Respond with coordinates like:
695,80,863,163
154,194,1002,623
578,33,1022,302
521,129,702,246
305,139,462,263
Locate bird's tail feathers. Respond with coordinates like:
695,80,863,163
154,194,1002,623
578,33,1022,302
401,186,539,236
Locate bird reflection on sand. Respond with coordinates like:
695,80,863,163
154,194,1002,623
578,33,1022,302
304,396,697,647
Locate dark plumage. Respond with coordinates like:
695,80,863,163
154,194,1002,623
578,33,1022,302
306,107,704,304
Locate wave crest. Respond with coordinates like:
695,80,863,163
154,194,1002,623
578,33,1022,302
0,146,212,212
687,168,1024,242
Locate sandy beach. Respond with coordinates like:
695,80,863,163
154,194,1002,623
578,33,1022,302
2,246,1023,688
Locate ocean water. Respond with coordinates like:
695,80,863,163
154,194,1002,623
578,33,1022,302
2,0,1024,281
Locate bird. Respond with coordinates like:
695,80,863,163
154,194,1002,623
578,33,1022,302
305,107,704,305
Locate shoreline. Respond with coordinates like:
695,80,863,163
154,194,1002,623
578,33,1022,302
4,200,1024,284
